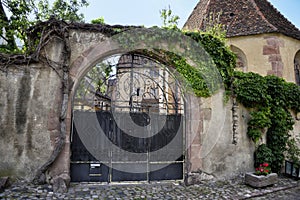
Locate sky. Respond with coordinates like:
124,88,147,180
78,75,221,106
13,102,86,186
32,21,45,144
80,0,300,29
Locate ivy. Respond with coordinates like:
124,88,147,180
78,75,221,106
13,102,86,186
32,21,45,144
166,31,236,97
170,54,211,97
248,109,271,129
254,144,273,167
233,71,270,108
247,109,271,143
184,32,235,91
266,106,295,172
233,71,300,173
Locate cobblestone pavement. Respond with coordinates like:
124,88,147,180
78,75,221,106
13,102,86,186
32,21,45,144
0,176,299,200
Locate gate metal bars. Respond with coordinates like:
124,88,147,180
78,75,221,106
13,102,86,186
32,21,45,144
70,53,185,182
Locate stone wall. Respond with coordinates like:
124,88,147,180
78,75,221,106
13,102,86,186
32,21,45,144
187,91,255,181
0,65,62,180
0,25,299,184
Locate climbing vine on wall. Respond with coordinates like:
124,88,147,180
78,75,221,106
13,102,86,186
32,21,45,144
160,31,236,97
232,71,300,172
161,29,300,173
184,31,235,91
113,27,235,98
181,29,300,173
172,30,300,173
184,31,299,173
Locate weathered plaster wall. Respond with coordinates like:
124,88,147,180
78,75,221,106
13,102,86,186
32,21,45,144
188,91,255,180
0,36,65,181
0,65,62,180
227,33,300,83
69,30,108,65
228,35,271,76
277,35,300,83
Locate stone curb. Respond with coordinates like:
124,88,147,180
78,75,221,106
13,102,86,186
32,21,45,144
237,184,299,199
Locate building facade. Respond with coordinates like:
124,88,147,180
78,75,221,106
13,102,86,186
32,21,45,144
184,0,300,85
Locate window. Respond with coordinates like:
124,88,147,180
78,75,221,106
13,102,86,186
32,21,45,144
230,45,248,72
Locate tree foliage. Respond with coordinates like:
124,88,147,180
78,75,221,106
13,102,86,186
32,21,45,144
0,0,89,53
160,5,180,29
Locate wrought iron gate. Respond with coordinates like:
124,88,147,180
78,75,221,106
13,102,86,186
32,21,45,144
70,53,184,182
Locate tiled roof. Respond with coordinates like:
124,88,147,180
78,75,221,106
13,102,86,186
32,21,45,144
183,0,300,40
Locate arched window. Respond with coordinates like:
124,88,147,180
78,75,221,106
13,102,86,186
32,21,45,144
230,45,248,72
294,50,300,86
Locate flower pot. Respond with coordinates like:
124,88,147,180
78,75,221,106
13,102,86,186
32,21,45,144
245,172,278,188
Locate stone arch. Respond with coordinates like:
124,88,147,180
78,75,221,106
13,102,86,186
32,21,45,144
51,29,217,183
294,50,300,86
230,45,248,72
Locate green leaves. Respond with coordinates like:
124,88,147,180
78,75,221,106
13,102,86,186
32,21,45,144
248,109,271,129
247,109,271,143
283,82,300,113
0,0,89,53
247,129,263,143
233,71,269,108
184,32,235,91
160,5,180,30
38,0,88,22
0,0,33,52
232,68,300,173
254,144,273,168
167,31,236,97
171,54,211,97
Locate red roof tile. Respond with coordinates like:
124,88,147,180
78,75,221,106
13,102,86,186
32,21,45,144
183,0,300,40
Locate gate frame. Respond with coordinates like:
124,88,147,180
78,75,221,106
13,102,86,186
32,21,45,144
49,37,202,184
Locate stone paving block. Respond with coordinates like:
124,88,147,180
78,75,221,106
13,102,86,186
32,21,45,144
0,176,300,199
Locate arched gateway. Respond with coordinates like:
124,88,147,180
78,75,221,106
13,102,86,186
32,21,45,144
70,53,185,182
0,22,258,188
51,27,214,185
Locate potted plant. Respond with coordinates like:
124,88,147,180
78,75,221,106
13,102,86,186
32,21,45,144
255,162,271,175
245,162,278,188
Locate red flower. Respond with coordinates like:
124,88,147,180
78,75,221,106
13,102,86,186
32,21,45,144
255,163,271,176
